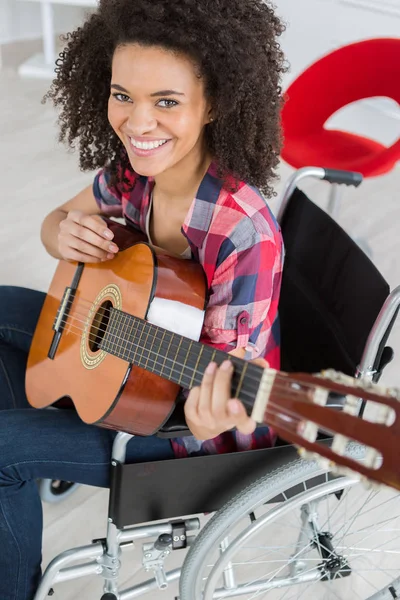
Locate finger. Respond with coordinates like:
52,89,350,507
60,235,113,261
227,399,257,435
82,214,115,241
61,247,104,263
252,357,269,369
61,219,118,255
197,362,217,419
211,360,234,419
184,386,201,421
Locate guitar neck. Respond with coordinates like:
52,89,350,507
100,307,265,407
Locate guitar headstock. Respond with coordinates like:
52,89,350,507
252,368,400,491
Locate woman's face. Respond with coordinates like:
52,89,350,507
108,44,212,178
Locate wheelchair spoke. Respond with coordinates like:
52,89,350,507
180,451,400,600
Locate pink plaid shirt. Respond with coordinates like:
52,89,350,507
93,162,283,457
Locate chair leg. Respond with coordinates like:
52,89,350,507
327,183,343,219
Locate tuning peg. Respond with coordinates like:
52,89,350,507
387,387,400,400
319,369,355,385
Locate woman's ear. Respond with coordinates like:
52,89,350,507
206,105,215,125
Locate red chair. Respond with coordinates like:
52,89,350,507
281,38,400,215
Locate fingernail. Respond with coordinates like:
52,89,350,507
220,360,233,371
106,253,115,259
104,230,113,239
205,362,217,374
109,243,118,252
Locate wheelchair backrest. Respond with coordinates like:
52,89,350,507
278,188,390,376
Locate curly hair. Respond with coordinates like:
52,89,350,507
44,0,287,197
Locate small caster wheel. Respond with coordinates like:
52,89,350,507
101,595,118,600
38,479,80,503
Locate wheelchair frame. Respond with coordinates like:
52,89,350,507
34,168,400,600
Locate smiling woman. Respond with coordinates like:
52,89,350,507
108,45,212,179
0,1,286,598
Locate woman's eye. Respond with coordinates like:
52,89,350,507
157,99,178,108
112,93,132,103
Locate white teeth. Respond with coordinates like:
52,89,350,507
130,138,168,151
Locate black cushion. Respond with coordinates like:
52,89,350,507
279,188,390,375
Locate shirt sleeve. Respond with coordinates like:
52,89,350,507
93,167,126,218
200,226,281,360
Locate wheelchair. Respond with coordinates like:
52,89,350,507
34,167,400,600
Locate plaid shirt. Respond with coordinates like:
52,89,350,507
93,162,283,457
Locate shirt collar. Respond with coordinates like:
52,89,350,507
140,162,226,251
181,161,224,250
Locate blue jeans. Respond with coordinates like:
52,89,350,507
0,286,174,600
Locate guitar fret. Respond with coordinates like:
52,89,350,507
152,327,167,375
121,312,130,360
130,318,146,365
178,340,192,386
189,344,204,388
139,321,152,370
160,331,174,377
171,335,183,380
235,362,248,398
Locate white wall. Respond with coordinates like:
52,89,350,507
1,0,399,83
0,0,90,44
274,0,400,85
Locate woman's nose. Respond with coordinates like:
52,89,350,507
127,105,157,135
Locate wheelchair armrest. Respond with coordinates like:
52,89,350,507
156,402,192,439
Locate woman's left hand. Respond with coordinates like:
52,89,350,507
184,356,268,441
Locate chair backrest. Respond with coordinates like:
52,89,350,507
282,38,400,136
279,188,390,376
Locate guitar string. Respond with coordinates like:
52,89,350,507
53,308,377,401
54,316,264,396
44,316,384,446
48,311,375,428
50,297,397,403
54,296,338,390
49,298,382,414
54,299,267,388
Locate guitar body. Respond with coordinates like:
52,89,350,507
26,222,207,435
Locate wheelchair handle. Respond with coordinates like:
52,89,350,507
322,169,363,187
276,167,363,224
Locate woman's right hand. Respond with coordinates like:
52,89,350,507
57,210,119,263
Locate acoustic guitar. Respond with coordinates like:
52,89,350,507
26,221,400,491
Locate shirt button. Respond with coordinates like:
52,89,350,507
240,317,248,325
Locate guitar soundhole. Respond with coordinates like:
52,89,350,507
89,300,113,353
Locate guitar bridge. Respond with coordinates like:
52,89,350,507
48,263,84,359
53,287,74,332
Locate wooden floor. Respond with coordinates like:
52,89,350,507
0,67,400,599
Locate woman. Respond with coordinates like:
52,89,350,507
0,0,286,597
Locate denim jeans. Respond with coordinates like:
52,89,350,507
0,285,174,600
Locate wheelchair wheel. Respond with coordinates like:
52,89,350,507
180,444,400,599
38,478,80,503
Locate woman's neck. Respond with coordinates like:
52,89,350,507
154,145,212,207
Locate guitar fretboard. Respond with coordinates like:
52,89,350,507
100,307,263,408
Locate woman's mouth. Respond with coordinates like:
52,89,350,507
128,136,171,157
